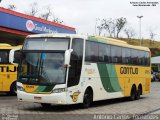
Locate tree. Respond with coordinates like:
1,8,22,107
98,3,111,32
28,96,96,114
124,27,136,39
115,17,127,38
39,6,52,20
99,17,127,38
7,5,16,10
150,31,156,40
100,18,116,37
39,5,63,24
25,2,39,16
52,17,63,24
149,28,156,44
97,25,103,36
23,2,64,24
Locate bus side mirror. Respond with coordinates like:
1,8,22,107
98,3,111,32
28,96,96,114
64,49,73,67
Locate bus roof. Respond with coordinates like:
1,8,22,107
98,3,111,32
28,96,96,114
26,33,150,52
27,33,87,39
0,44,22,50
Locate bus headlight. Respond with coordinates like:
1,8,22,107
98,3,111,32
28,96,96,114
17,86,25,91
52,88,67,93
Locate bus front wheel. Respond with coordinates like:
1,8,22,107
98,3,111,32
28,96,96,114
82,88,93,108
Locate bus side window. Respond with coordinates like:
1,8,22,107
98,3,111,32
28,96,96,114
99,43,110,63
85,41,98,62
122,48,131,64
145,52,150,66
111,45,122,63
138,51,144,65
0,51,9,63
131,49,138,65
67,38,84,87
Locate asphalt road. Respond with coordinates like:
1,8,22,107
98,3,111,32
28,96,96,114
0,82,160,120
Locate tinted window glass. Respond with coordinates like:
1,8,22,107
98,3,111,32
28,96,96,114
14,50,21,63
0,51,9,63
145,52,150,66
68,38,84,87
122,48,131,64
138,51,145,65
111,45,122,63
72,38,83,59
131,49,139,65
85,41,98,62
99,43,110,63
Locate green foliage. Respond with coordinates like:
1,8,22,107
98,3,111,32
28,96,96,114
116,38,160,48
115,37,160,57
116,17,127,38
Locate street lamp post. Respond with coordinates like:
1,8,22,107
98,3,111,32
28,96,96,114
95,18,100,35
137,16,143,46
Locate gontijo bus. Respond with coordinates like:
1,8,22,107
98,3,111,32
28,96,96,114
0,44,22,95
15,34,151,108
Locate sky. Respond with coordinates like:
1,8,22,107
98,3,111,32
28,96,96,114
0,0,160,40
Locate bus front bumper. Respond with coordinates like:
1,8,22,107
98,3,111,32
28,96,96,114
17,90,67,105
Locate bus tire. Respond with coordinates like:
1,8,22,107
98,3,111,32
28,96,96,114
9,82,17,96
41,103,51,108
130,85,136,101
82,88,93,108
135,85,142,100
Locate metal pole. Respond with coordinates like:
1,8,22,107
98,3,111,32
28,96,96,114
137,16,143,46
139,18,141,45
95,21,97,35
95,18,100,35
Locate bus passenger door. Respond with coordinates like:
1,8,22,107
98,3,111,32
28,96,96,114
66,38,84,104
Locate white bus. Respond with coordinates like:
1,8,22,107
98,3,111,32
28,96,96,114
15,34,151,108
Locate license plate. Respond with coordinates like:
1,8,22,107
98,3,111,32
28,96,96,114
34,96,42,100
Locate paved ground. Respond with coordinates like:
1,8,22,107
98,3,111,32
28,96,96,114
0,82,160,120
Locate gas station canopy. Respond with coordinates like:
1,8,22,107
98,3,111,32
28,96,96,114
0,7,76,45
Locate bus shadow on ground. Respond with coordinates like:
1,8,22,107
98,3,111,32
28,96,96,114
0,93,16,97
22,97,147,112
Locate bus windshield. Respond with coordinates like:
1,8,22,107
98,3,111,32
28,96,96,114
19,52,66,85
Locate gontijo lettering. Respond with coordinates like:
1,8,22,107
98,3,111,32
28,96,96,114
120,67,138,74
0,66,17,72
